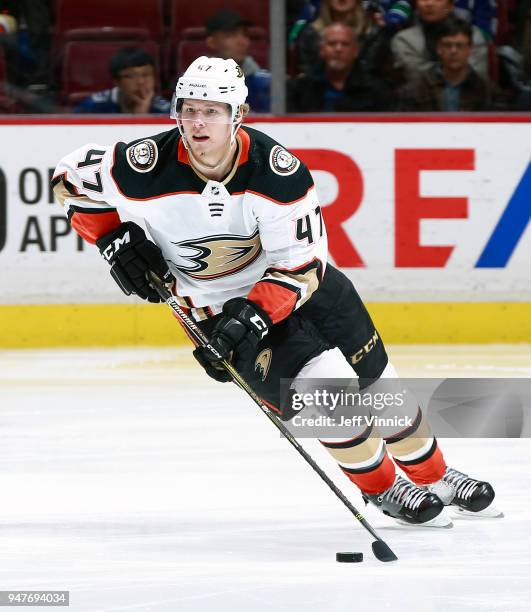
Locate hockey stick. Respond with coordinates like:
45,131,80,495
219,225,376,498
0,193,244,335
147,271,397,563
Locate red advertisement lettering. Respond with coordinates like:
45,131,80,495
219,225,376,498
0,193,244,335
395,149,474,267
293,149,364,267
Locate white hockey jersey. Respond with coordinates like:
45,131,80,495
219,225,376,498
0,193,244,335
52,126,327,324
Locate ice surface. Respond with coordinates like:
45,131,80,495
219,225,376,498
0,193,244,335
1,346,530,611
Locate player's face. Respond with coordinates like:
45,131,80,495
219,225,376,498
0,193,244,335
179,100,232,158
416,0,453,22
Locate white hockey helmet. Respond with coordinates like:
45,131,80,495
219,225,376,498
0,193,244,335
171,56,248,139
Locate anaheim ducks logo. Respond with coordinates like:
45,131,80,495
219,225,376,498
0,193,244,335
171,229,262,280
255,349,272,382
126,139,158,173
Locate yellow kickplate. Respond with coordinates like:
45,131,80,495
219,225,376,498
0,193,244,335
0,302,529,347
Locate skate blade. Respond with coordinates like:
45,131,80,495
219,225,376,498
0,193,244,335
394,514,454,529
451,505,504,519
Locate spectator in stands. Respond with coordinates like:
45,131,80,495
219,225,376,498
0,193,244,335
357,0,412,83
205,8,270,112
295,0,374,75
19,0,51,87
288,22,394,111
0,0,57,112
391,0,488,80
399,17,493,110
366,0,413,31
453,0,497,41
0,16,16,111
0,1,20,89
288,0,319,39
483,0,531,109
0,0,51,87
0,3,17,36
74,47,170,114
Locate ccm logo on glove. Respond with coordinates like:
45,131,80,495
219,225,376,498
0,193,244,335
101,231,131,261
96,221,174,303
249,313,269,338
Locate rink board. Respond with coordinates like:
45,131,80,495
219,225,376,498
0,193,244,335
0,116,529,346
1,302,529,348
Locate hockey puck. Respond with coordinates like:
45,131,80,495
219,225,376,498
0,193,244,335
336,552,363,563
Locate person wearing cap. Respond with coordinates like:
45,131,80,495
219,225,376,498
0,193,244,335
205,8,271,113
74,47,170,114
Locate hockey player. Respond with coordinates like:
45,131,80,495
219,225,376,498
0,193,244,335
52,56,499,527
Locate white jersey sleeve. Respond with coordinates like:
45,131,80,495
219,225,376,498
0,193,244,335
51,143,122,244
246,143,327,324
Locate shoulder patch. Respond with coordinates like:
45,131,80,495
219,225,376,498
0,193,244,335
126,139,158,173
269,145,300,177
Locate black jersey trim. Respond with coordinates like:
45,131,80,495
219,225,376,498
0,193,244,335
66,205,118,222
242,126,314,203
246,185,314,207
50,174,64,189
110,129,207,200
109,125,314,204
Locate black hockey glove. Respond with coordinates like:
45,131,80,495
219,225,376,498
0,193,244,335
193,298,272,383
96,221,174,303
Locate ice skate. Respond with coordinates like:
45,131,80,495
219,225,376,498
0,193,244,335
363,475,452,528
426,467,503,518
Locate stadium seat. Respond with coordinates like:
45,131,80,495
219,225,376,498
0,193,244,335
53,0,164,44
176,40,212,77
61,40,160,105
62,28,153,43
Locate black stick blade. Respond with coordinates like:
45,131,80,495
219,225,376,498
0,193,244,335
372,540,398,562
